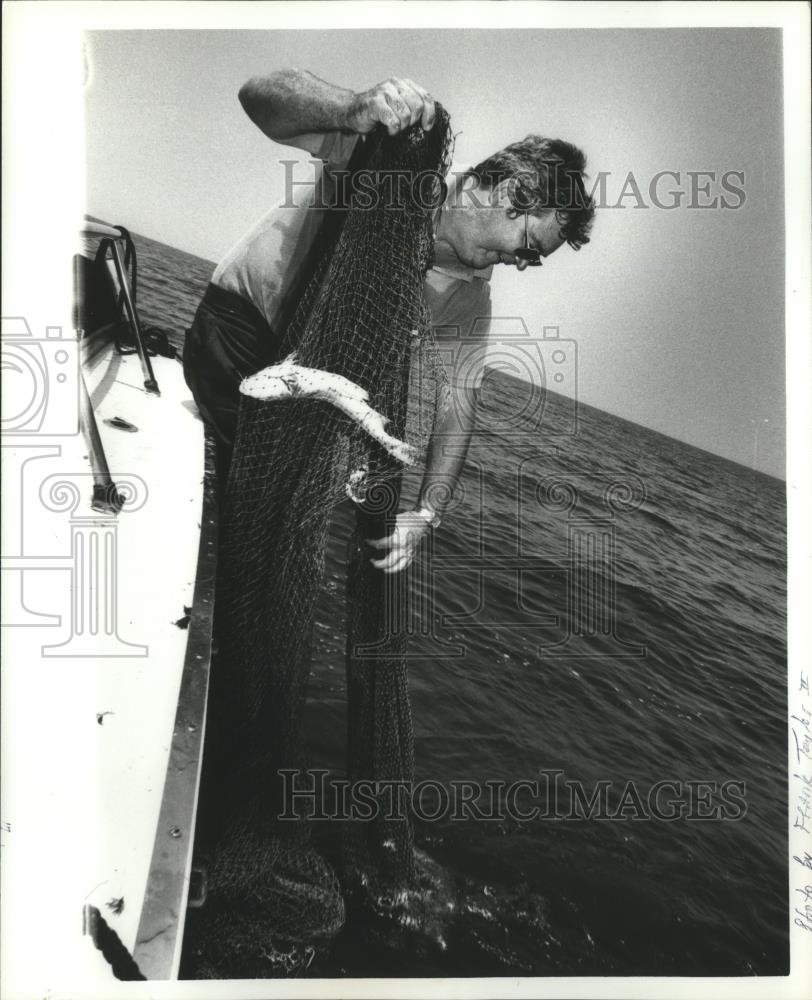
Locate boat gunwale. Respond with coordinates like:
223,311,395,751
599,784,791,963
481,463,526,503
130,428,218,980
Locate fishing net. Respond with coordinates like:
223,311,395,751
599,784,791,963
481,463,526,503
185,109,454,977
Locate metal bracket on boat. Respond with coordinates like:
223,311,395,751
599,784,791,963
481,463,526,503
187,864,208,909
104,233,160,396
83,218,160,396
78,362,126,514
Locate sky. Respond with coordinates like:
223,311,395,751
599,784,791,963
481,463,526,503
81,25,788,476
2,7,811,997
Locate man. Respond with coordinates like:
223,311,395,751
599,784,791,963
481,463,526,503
183,69,594,571
181,74,595,971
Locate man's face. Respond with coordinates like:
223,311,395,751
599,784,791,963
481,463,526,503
452,183,568,271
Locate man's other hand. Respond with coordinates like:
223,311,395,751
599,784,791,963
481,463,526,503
365,510,433,574
347,78,436,136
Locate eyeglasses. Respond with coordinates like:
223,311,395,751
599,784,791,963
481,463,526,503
513,213,543,266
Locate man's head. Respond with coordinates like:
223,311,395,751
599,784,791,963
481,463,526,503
438,135,595,271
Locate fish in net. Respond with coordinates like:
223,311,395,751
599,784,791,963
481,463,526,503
183,108,454,977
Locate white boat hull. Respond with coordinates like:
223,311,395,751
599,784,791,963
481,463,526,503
2,341,214,983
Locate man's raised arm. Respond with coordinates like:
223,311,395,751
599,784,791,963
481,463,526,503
238,68,436,142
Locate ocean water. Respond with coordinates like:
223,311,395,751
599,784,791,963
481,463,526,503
134,231,788,978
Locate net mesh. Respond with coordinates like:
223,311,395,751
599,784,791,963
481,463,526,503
184,110,454,977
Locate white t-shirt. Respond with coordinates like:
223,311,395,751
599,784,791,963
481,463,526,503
212,133,493,386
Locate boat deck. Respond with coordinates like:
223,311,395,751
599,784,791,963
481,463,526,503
2,343,214,985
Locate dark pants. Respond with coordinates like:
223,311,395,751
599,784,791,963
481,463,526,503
183,283,279,498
